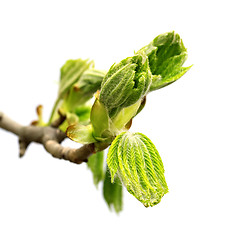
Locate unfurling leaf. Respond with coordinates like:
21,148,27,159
103,165,123,213
106,131,168,207
49,59,93,124
77,69,106,94
64,69,106,112
87,151,104,187
139,31,191,91
99,53,152,118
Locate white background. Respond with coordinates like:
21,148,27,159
0,0,230,239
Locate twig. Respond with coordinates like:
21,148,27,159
0,111,95,164
50,109,66,128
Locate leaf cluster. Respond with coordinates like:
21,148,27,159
42,31,191,213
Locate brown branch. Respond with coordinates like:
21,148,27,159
0,111,95,164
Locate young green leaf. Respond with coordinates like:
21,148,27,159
106,131,168,207
139,31,191,91
103,166,123,213
87,151,104,187
59,59,93,97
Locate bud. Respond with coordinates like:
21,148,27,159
99,53,152,118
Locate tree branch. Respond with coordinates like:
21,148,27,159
0,111,95,164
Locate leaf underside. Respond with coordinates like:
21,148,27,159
87,151,104,187
103,165,123,213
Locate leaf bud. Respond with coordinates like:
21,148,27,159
99,53,152,118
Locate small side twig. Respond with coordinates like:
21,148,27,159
50,109,66,128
